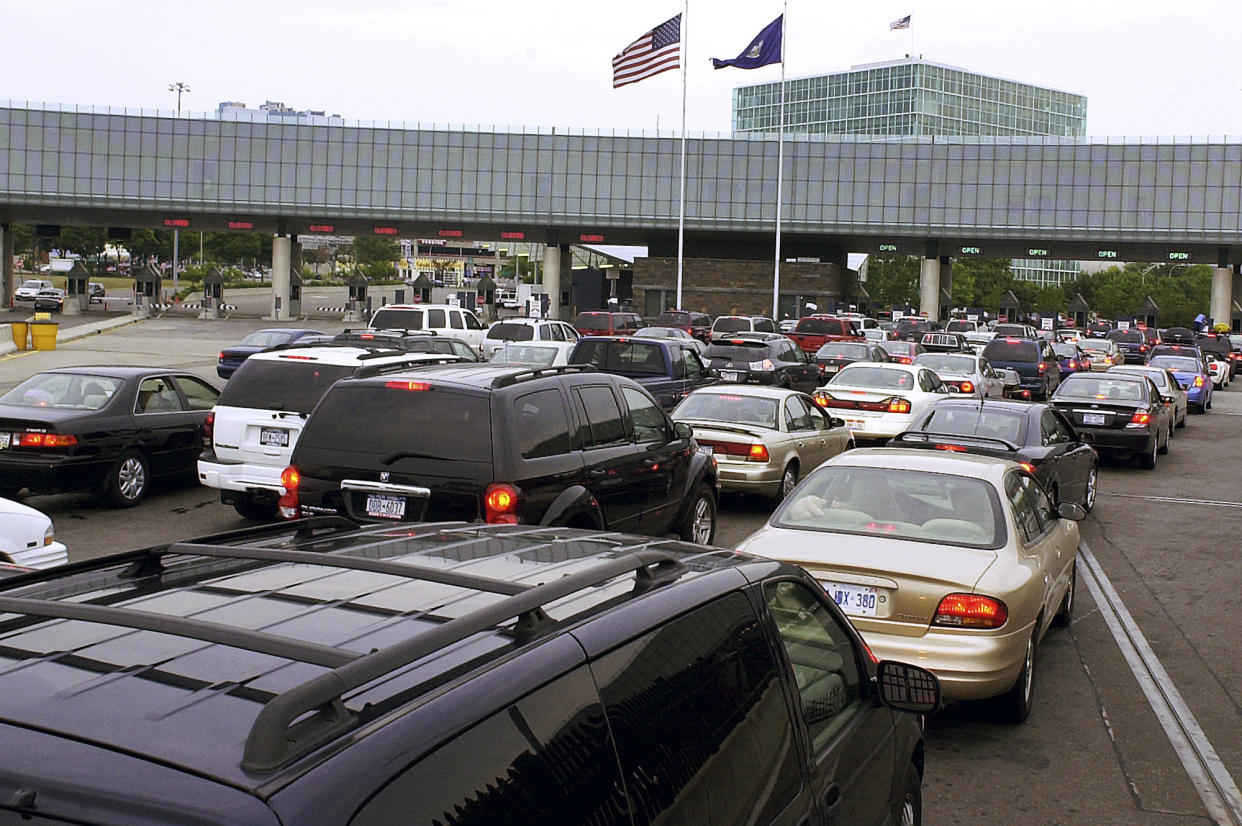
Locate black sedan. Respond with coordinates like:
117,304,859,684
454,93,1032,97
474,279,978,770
890,399,1099,510
0,367,220,506
217,328,325,378
814,341,889,380
701,333,821,393
32,288,66,312
1050,372,1174,470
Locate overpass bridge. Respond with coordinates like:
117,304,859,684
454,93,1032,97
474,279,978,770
2,102,1241,320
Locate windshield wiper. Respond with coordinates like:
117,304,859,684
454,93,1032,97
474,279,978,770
382,451,451,465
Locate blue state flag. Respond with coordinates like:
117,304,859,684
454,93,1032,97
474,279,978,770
711,15,782,70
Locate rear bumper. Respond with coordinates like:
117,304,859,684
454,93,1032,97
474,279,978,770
1075,427,1152,452
0,454,109,494
856,621,1033,701
716,461,782,496
197,458,284,495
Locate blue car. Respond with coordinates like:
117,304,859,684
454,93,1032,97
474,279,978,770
216,328,326,378
1146,351,1212,412
1051,341,1089,378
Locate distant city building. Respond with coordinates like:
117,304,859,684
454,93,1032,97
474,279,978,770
215,100,342,123
733,57,1088,287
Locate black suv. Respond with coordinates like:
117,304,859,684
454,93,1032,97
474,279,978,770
0,519,938,824
654,308,712,342
982,337,1062,400
702,332,821,393
285,363,720,543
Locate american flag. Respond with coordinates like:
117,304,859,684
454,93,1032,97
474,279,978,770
890,14,911,30
612,14,682,88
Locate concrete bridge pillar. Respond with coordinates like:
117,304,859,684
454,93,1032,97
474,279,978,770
919,256,941,320
542,244,560,319
0,224,13,309
1232,265,1242,309
1211,264,1231,328
940,256,953,317
270,235,291,321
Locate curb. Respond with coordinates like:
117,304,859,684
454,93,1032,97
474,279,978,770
0,315,145,358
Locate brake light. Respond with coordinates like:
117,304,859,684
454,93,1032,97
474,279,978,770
747,443,770,462
1068,361,1077,370
217,351,225,362
959,380,974,393
385,380,433,391
896,356,912,364
278,465,300,519
1140,344,1147,352
935,444,967,452
203,411,214,446
1018,462,1036,474
1129,410,1151,425
888,398,911,414
933,593,1009,629
484,483,520,524
749,359,775,371
1194,376,1205,387
15,432,78,448
1037,362,1047,373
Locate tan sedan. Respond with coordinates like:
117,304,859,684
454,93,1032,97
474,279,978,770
736,448,1083,722
1079,338,1124,371
672,385,854,502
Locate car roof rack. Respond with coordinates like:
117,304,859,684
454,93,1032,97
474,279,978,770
353,355,467,377
336,327,438,338
892,430,1021,453
489,363,598,388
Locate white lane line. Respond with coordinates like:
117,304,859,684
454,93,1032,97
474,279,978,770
1101,493,1242,510
1078,542,1242,825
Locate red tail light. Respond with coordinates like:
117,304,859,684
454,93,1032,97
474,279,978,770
15,432,78,448
935,444,967,452
1068,361,1077,370
485,483,520,524
1139,344,1147,352
958,380,975,393
217,351,225,362
202,411,214,446
278,465,300,519
1129,410,1151,425
933,593,1009,629
747,443,770,462
888,398,911,414
1193,376,1205,387
385,380,433,391
1037,362,1047,373
1018,462,1036,474
896,356,912,364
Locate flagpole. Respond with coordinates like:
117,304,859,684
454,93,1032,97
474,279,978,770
771,2,787,319
676,0,689,309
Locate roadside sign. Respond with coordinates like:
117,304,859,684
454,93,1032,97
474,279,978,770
1042,317,1054,330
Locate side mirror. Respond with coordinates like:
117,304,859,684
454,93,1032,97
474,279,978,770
1077,431,1095,445
674,421,694,440
875,661,941,714
1058,502,1086,521
829,417,846,429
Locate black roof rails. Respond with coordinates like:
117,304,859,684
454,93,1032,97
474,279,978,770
336,327,438,338
490,363,598,388
240,549,686,773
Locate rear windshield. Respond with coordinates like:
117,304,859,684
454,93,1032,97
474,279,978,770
573,313,612,331
829,365,916,390
915,354,976,373
817,342,870,358
238,330,298,348
895,319,932,333
219,360,359,413
879,341,916,355
1113,369,1169,388
703,342,770,360
655,312,691,327
486,322,535,341
572,340,667,375
370,308,423,330
712,317,752,333
945,320,976,332
1107,330,1144,343
1148,356,1200,373
795,318,850,335
982,340,1040,362
298,384,491,462
0,372,124,411
490,344,561,366
922,406,1024,443
1051,343,1078,358
1057,375,1146,400
674,392,779,429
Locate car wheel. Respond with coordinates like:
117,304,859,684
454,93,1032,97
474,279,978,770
1001,630,1037,723
233,497,278,522
1139,436,1157,470
1052,563,1076,627
897,762,923,826
1082,465,1098,512
107,450,149,508
773,462,799,504
1158,424,1171,455
678,483,717,544
1177,408,1186,428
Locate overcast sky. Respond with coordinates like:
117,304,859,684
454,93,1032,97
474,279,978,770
2,0,1239,138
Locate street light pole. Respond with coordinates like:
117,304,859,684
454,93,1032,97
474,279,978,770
167,82,190,291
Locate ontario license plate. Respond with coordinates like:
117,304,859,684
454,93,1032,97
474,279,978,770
697,444,713,456
365,494,407,520
720,371,741,382
0,432,8,449
823,365,839,373
823,581,879,617
260,427,290,447
846,419,866,431
1083,413,1106,425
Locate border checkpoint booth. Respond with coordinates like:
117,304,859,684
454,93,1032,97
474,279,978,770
998,290,1021,323
475,274,497,323
133,264,162,317
1067,293,1090,329
199,267,224,319
1136,296,1159,329
288,271,303,317
410,273,433,304
63,261,91,316
345,273,369,324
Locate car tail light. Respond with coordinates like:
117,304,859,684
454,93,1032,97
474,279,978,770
888,398,911,414
896,356,912,364
15,432,78,448
959,380,975,393
385,380,433,391
1129,410,1151,425
1018,462,1036,474
1140,344,1147,352
484,483,520,524
933,593,1009,629
1194,376,1205,387
749,359,775,371
1037,362,1047,373
278,465,300,519
747,443,770,462
217,351,225,362
935,444,967,452
202,411,214,446
1068,361,1077,370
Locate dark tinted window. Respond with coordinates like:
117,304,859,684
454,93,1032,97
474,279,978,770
219,360,358,414
1107,330,1144,343
654,311,691,327
593,593,802,825
351,667,628,826
712,317,752,333
575,385,628,446
369,308,423,330
923,406,1025,443
513,389,572,459
703,342,770,361
574,313,612,331
573,340,667,375
817,342,869,358
298,384,492,462
946,320,976,332
982,340,1041,362
487,322,536,341
796,318,849,335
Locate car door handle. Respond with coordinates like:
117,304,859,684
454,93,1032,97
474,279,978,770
589,468,609,477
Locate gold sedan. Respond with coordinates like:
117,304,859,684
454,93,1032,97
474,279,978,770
736,448,1082,722
1079,338,1124,371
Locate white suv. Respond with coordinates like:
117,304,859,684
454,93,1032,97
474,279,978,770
15,280,53,302
197,344,461,520
482,318,580,358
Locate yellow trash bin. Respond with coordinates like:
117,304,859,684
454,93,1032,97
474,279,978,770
29,322,58,351
10,321,29,351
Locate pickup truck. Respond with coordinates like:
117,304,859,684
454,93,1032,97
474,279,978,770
787,315,864,354
368,304,488,355
568,336,717,409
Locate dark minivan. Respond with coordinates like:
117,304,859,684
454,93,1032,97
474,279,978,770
654,309,712,342
0,520,938,824
981,337,1063,400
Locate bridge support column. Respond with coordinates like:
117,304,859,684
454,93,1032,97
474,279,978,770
919,256,941,320
269,235,291,321
1211,264,1231,329
940,256,953,317
0,224,13,309
542,244,559,319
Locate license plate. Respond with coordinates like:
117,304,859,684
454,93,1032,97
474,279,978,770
720,371,741,382
846,419,866,431
0,432,8,449
697,445,714,456
365,494,407,520
1083,413,1106,425
822,581,879,617
823,365,839,373
260,427,290,447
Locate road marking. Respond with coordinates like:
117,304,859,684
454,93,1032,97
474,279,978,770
1100,493,1242,510
1078,542,1242,825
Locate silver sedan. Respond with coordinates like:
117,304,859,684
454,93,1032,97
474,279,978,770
672,385,854,502
913,352,1006,399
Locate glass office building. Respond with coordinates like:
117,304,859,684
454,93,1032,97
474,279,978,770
733,58,1088,286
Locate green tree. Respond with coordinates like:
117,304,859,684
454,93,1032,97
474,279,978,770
864,256,920,308
951,258,1013,309
54,227,109,259
202,231,263,265
352,237,399,266
126,229,173,262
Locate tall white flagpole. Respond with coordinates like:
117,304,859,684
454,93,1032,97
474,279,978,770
676,0,689,309
771,2,788,319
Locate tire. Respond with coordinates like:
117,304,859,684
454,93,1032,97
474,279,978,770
106,450,149,508
233,497,278,522
1052,563,1076,627
773,462,799,504
897,762,923,826
1082,465,1098,513
1177,408,1186,428
1157,424,1170,455
677,482,717,544
1001,630,1037,723
1138,435,1157,470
